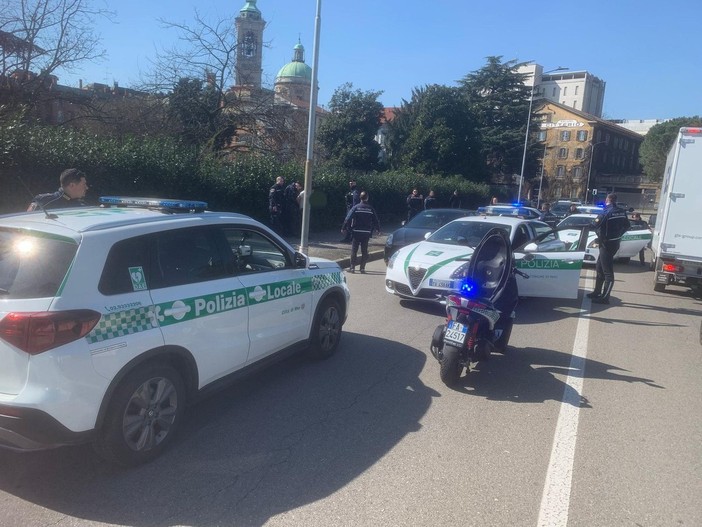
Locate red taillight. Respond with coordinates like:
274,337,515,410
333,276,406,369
0,310,101,355
662,262,684,273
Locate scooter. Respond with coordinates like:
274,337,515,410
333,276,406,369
430,228,528,386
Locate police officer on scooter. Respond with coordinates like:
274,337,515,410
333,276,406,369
587,193,630,304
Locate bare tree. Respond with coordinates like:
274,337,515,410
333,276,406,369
0,0,112,82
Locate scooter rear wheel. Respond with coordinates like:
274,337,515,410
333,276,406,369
439,345,462,386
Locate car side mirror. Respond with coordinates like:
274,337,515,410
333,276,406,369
294,251,308,268
523,242,539,252
424,232,431,240
401,220,407,226
237,245,252,257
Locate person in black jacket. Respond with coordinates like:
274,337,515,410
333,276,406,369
449,190,462,209
340,179,360,242
27,168,89,211
587,193,631,304
406,188,423,221
424,190,438,210
268,176,286,234
341,191,380,273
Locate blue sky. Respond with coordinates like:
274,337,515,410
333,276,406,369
59,0,701,120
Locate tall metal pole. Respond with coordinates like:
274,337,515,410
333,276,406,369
537,143,549,209
585,141,606,204
517,84,535,204
518,66,567,205
299,0,322,255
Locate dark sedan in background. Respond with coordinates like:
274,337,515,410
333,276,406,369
384,208,475,263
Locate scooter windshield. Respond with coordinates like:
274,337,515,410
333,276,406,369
463,227,513,304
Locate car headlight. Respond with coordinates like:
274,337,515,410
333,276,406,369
385,233,394,246
388,251,399,269
588,239,599,248
450,260,471,279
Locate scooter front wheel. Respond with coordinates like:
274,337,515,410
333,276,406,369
439,345,462,386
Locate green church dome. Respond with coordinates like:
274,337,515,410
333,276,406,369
276,61,312,82
240,0,261,15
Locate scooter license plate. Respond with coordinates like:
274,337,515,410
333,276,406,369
444,321,467,345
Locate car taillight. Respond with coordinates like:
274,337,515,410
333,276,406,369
662,262,684,273
0,310,101,355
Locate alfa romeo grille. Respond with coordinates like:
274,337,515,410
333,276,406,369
408,267,427,289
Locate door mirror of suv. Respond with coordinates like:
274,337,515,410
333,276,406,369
237,245,252,257
294,251,308,268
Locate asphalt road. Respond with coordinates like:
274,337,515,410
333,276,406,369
0,261,700,526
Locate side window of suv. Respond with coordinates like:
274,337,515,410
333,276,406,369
99,236,152,295
222,228,290,274
153,228,226,288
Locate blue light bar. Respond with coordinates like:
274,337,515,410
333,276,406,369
99,196,208,210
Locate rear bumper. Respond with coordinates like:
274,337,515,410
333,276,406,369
0,405,93,451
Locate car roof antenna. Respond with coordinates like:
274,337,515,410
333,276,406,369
16,175,58,219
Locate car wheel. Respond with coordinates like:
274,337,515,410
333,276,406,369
94,364,185,467
308,297,343,360
439,345,462,386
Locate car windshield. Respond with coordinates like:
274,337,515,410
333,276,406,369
406,210,468,230
0,229,78,299
558,216,595,228
429,221,512,247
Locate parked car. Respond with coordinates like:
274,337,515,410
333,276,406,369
0,197,350,466
385,216,587,302
384,208,475,263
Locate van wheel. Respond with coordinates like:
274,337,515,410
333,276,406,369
308,298,342,360
94,364,185,467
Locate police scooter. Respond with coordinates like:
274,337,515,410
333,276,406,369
430,228,528,386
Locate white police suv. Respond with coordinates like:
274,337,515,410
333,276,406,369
0,197,350,466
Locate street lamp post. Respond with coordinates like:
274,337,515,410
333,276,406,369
537,144,552,209
585,141,606,204
518,66,567,204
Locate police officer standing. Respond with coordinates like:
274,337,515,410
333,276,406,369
424,190,438,210
406,188,423,222
587,193,631,304
340,179,360,242
269,176,286,235
341,191,380,274
27,168,89,211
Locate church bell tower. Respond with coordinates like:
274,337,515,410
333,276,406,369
235,0,265,88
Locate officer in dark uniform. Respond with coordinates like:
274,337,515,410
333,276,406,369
341,191,380,273
269,176,286,235
587,193,631,304
27,168,89,211
406,188,424,222
424,190,438,210
340,179,360,242
283,180,301,235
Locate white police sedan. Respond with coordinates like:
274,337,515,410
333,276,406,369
385,215,588,302
557,213,652,265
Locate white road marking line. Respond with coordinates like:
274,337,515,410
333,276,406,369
537,275,592,527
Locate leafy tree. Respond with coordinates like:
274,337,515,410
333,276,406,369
168,77,223,146
640,116,702,181
459,56,536,180
317,82,383,171
385,84,483,179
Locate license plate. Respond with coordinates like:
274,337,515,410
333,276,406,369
429,278,454,289
444,321,467,345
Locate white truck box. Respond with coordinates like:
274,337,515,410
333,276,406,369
651,127,702,293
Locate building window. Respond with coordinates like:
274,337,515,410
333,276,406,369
576,130,588,141
573,166,583,179
575,86,579,95
556,166,565,178
558,148,568,159
575,148,584,159
563,87,568,96
560,131,571,141
537,131,547,141
552,87,557,97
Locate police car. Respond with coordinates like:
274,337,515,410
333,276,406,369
385,215,588,302
556,213,652,264
0,197,350,466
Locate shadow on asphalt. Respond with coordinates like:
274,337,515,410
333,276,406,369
449,346,663,403
0,333,438,526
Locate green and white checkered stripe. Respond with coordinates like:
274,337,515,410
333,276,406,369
87,306,156,344
312,271,342,290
